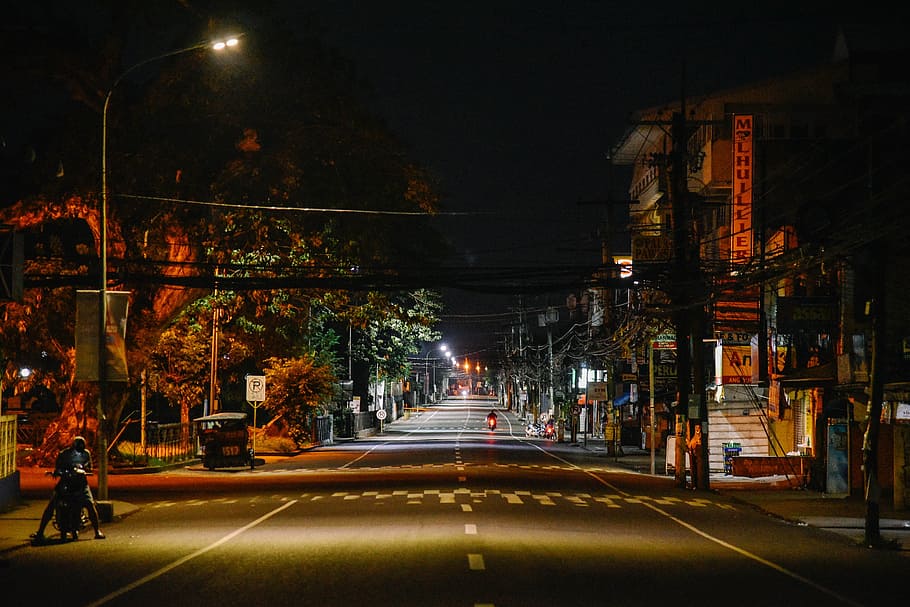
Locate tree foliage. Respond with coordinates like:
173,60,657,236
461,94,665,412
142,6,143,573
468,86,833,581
1,5,446,460
261,355,336,445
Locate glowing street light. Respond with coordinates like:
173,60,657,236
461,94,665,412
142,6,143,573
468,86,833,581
96,34,242,504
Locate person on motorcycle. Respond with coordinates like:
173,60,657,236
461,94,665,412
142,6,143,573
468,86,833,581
486,410,498,427
31,436,105,544
545,417,556,438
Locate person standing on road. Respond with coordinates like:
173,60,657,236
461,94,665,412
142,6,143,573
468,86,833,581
30,436,106,544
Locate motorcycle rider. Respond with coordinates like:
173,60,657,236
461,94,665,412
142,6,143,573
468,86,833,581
31,436,105,544
545,417,556,438
486,409,498,428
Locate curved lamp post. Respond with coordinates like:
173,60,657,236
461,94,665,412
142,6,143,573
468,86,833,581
96,35,241,503
424,344,449,403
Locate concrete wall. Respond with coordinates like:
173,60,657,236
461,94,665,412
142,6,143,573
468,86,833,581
0,471,21,513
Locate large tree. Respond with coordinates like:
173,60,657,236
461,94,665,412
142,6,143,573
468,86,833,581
1,4,447,463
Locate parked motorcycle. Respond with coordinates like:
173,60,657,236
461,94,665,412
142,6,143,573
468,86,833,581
50,468,89,541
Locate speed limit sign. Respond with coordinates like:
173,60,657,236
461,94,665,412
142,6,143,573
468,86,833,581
375,409,387,421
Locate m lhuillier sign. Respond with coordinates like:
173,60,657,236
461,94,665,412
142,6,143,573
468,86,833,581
732,115,753,263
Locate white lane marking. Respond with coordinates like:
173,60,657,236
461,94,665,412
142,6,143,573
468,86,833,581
461,504,473,512
467,553,485,570
85,500,298,607
533,444,864,607
465,524,477,535
639,500,864,607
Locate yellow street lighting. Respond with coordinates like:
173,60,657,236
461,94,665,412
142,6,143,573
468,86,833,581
96,34,242,504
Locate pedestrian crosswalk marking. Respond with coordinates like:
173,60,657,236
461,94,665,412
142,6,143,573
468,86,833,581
593,497,621,508
146,490,738,512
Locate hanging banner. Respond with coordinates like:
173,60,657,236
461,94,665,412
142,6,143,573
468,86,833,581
731,114,753,263
75,290,130,382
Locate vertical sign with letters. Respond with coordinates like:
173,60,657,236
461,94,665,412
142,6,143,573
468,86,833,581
732,115,753,263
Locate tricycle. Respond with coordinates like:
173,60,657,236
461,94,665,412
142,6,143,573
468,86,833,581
193,412,254,470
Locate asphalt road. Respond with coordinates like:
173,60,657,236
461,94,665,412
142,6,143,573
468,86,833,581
5,399,907,607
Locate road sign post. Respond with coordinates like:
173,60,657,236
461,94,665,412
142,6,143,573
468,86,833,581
246,375,266,468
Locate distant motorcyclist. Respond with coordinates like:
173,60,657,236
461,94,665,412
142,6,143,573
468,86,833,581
545,417,556,439
486,410,498,429
31,436,105,543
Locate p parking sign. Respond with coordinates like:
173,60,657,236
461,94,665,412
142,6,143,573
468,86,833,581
246,375,266,402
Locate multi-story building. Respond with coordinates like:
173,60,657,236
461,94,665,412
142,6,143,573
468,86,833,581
610,26,910,507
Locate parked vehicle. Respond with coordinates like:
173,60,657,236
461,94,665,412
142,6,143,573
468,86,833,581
193,412,254,470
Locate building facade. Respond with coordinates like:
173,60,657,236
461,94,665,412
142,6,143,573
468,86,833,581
610,28,910,507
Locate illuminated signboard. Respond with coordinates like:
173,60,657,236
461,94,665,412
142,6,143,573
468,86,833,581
715,344,752,385
731,115,753,263
614,256,633,278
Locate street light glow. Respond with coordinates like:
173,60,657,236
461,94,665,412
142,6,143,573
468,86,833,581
212,37,240,51
97,34,243,502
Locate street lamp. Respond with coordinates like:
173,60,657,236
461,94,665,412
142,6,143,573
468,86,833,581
423,349,436,404
97,34,241,504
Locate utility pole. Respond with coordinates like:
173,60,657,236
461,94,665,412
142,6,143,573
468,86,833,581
546,308,555,420
863,242,887,547
670,108,692,489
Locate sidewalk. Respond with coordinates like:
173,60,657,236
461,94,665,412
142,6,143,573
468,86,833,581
0,454,291,559
0,496,139,563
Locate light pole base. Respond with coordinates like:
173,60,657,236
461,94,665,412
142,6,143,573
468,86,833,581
96,500,114,523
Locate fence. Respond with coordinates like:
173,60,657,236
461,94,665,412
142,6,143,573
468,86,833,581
313,415,333,444
142,422,196,463
332,410,377,438
352,411,376,436
0,415,16,480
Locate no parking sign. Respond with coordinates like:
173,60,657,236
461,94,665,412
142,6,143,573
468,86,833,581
246,375,266,402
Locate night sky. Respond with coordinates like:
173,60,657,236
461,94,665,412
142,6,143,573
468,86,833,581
300,3,862,358
3,2,880,361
